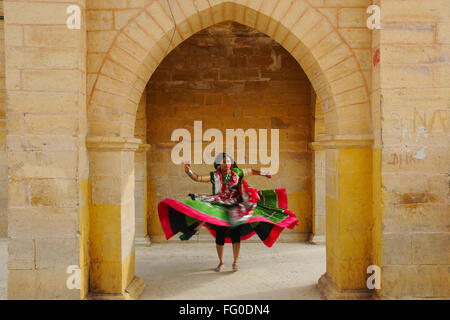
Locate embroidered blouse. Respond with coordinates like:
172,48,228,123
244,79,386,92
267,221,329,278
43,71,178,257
197,168,253,183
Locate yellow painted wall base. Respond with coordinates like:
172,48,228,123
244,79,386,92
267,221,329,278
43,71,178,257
372,148,383,297
318,273,373,300
89,203,137,294
89,204,122,294
325,148,373,290
79,179,91,299
122,251,135,294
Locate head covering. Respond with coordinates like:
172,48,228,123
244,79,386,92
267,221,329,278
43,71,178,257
213,152,238,170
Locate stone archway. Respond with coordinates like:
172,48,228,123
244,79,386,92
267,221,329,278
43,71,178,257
86,0,374,298
88,0,372,138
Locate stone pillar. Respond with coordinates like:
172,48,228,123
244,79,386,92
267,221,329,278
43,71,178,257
135,144,151,245
316,136,374,299
0,2,6,238
310,90,326,244
374,0,449,299
87,137,144,296
309,143,326,244
5,0,87,299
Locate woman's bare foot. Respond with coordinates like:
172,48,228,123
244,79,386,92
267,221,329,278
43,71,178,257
215,262,224,272
232,262,239,272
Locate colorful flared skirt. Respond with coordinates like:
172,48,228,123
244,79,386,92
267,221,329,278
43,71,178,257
157,188,299,247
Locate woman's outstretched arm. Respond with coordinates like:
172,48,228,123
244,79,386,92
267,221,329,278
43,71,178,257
243,168,272,179
184,163,210,182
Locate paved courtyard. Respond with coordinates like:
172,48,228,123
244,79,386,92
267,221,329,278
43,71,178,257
0,239,326,300
136,241,326,300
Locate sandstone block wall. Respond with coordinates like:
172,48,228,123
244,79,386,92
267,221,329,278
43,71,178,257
374,0,449,298
0,0,447,299
134,93,149,243
145,21,313,241
0,0,7,237
4,0,88,299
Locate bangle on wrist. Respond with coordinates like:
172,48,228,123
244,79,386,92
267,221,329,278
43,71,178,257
187,169,194,176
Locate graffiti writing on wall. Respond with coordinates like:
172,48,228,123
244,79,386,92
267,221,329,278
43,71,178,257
387,151,423,167
390,109,448,134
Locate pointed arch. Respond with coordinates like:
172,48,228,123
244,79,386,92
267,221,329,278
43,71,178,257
88,0,371,138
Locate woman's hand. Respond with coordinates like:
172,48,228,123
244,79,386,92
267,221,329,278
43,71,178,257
252,168,271,179
262,171,272,178
183,163,209,183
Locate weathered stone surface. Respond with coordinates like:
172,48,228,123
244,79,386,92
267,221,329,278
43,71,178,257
8,238,34,270
146,21,313,237
35,238,79,270
0,0,447,301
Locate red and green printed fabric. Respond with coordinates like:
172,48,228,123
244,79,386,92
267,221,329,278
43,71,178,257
157,168,299,247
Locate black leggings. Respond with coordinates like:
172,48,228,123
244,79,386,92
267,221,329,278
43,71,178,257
215,225,241,245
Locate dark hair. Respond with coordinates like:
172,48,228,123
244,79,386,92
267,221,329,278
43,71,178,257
213,152,238,169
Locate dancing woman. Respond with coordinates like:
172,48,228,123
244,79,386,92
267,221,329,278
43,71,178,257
157,152,299,272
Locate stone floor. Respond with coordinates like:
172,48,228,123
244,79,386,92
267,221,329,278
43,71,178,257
136,241,326,300
0,239,326,300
